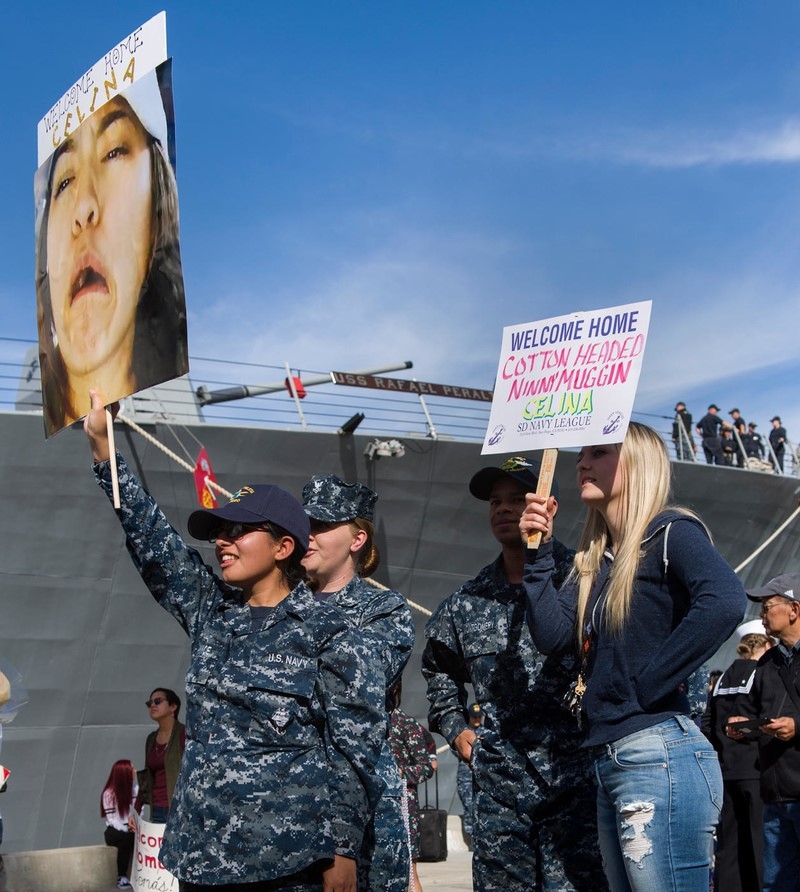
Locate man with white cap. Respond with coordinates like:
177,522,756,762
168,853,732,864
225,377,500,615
728,573,800,892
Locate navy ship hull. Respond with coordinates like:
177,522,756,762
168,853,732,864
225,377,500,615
1,409,798,852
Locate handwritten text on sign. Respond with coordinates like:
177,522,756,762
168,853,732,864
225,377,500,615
36,12,167,165
132,813,178,891
482,301,651,454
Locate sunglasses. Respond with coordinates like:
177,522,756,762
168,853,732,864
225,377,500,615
145,697,167,708
206,522,272,544
760,600,791,616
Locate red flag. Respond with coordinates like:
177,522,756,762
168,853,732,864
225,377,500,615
284,376,307,398
193,448,218,509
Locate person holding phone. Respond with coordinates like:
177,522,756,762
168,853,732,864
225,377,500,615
706,629,771,892
727,574,800,892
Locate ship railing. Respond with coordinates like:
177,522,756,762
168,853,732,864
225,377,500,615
1,337,796,476
2,339,493,442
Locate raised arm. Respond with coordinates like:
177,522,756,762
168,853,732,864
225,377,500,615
519,494,577,654
85,390,225,637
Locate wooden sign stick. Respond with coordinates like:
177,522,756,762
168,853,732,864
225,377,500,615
527,447,559,549
106,407,120,509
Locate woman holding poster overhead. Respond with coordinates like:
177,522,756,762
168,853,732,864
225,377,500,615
83,390,385,891
35,65,187,437
519,422,746,892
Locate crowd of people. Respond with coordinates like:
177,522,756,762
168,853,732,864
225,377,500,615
86,389,800,892
672,402,790,473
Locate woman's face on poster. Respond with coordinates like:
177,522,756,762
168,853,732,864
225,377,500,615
46,96,152,379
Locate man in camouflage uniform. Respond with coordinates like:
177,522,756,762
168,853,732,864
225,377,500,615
422,457,606,892
302,474,415,891
87,395,385,890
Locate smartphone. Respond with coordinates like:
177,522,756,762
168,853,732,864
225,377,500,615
727,717,774,733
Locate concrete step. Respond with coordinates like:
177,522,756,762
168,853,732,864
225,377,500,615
0,845,118,892
445,814,470,854
0,823,470,892
417,849,473,890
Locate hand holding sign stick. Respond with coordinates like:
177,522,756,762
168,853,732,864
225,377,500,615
526,447,558,549
482,301,651,458
483,301,651,546
85,391,121,508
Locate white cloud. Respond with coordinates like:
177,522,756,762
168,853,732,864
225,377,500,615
187,200,800,448
575,119,800,169
189,225,536,389
406,116,800,170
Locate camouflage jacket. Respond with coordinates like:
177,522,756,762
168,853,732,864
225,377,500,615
95,455,386,884
323,575,415,799
324,575,414,696
422,542,590,788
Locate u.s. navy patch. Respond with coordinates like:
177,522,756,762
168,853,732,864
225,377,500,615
269,707,292,732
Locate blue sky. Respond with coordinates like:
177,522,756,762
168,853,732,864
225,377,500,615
3,1,800,443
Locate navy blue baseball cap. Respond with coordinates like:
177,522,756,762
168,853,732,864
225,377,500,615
302,474,378,523
469,455,558,500
188,484,310,549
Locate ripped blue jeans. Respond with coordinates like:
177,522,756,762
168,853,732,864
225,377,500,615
593,715,722,892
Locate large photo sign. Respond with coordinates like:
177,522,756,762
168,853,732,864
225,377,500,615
482,300,651,454
34,12,188,437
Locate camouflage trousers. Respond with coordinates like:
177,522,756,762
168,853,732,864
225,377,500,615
457,759,475,837
471,747,607,892
358,791,410,891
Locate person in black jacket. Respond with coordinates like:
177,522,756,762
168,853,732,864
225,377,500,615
720,429,737,467
769,417,788,473
672,402,696,460
695,404,730,465
728,574,800,892
705,629,771,892
743,423,766,462
728,410,747,468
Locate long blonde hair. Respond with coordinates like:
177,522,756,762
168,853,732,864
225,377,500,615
574,422,699,643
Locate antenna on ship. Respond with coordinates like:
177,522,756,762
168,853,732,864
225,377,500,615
195,361,414,406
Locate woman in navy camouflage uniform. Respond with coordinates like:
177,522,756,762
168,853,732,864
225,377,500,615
301,474,415,892
85,392,385,892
